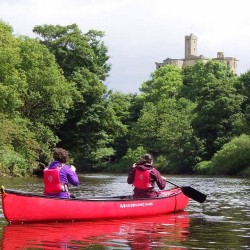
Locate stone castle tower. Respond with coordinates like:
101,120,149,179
185,33,197,58
155,34,237,73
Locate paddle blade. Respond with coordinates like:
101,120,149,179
181,186,207,203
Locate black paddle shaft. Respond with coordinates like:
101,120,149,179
167,180,207,203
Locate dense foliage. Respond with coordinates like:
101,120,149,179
1,20,250,176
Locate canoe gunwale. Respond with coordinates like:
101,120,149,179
1,187,182,202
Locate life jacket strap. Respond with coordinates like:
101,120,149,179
61,184,69,192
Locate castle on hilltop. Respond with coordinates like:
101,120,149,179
155,34,237,73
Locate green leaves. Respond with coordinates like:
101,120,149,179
192,79,244,158
32,24,115,169
0,22,25,116
195,134,250,175
0,114,39,176
1,19,250,176
0,21,75,174
18,37,74,127
182,61,237,101
140,64,183,101
33,24,110,80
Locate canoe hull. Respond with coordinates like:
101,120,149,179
1,188,189,223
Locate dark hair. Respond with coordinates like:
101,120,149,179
53,148,69,163
137,153,153,165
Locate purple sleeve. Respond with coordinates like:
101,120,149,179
60,166,79,186
151,168,166,190
127,167,136,184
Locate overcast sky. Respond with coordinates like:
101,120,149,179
0,0,249,93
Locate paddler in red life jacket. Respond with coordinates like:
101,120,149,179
44,148,79,198
127,153,166,199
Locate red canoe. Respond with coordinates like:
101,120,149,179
1,186,189,223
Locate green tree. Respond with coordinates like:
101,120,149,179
195,134,250,176
85,29,111,80
33,24,110,80
129,102,160,153
140,64,183,102
107,91,135,160
0,21,26,116
182,60,236,101
56,69,126,169
128,65,202,173
132,64,184,154
237,70,250,135
127,98,202,173
192,78,244,159
18,37,74,127
0,114,39,176
157,98,203,173
0,21,74,172
33,24,117,169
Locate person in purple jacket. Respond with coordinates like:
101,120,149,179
44,148,79,198
127,153,166,199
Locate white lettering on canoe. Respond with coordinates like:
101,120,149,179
120,202,153,208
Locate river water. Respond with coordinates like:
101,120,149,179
0,174,249,249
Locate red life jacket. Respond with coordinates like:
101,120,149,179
134,168,152,190
44,167,63,194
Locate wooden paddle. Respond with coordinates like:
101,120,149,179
167,180,207,203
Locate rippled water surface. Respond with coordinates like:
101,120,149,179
0,174,249,249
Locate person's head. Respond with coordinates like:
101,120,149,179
53,148,69,163
137,153,153,165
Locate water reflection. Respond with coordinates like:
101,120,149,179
1,212,190,249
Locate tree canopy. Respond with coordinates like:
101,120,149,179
0,20,250,177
